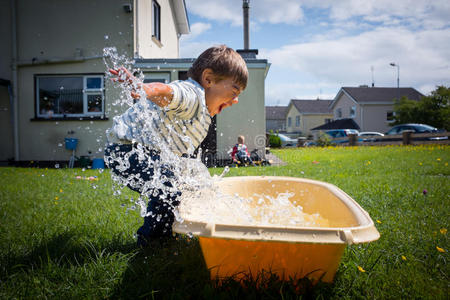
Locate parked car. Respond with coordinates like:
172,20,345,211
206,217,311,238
385,123,447,140
358,131,384,142
324,129,360,144
277,133,297,147
385,123,440,135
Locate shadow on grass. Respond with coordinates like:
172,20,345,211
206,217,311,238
0,230,136,280
111,236,334,299
1,232,334,299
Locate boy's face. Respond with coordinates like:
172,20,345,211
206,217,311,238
202,71,243,116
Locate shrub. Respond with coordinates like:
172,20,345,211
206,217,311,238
268,134,281,148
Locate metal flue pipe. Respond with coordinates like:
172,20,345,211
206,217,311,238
243,0,249,49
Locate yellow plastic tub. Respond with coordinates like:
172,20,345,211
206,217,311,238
173,176,380,283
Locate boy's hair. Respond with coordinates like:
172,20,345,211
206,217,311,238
237,135,245,144
188,45,248,90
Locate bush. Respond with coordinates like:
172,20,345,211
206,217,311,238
316,132,332,147
268,134,281,148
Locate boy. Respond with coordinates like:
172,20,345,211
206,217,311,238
105,45,248,246
231,135,255,166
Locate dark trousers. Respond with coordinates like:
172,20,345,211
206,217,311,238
105,144,180,240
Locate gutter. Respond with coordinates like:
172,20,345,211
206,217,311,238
17,55,103,67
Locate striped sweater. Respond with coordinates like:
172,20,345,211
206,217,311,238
107,78,211,156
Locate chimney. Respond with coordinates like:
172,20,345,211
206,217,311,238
237,0,258,59
243,0,250,50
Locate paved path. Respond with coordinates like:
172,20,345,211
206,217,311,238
265,152,287,166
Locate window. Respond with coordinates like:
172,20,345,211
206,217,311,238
152,0,161,41
350,106,356,118
36,75,104,118
387,111,395,122
288,117,292,127
143,72,170,84
336,108,342,118
295,115,300,127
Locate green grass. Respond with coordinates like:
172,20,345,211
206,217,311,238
0,145,449,299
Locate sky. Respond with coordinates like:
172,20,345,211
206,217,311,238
179,0,450,106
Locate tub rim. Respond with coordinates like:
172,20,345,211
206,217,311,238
173,176,380,245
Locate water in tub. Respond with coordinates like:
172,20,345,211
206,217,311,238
103,47,327,229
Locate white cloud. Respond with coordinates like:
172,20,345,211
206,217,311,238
261,27,450,86
182,22,212,41
260,26,450,103
185,0,304,26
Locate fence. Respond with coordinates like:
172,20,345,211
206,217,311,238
334,131,450,146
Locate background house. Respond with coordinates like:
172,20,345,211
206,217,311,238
135,54,270,165
265,106,287,133
285,99,333,136
331,86,424,133
0,0,269,166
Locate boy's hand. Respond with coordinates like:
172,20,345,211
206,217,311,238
109,67,141,99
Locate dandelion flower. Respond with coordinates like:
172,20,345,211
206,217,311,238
401,255,407,261
60,189,63,193
436,246,445,253
437,158,441,161
357,266,366,273
440,228,447,235
376,220,382,224
55,196,59,200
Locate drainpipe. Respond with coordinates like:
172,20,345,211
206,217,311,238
11,0,19,161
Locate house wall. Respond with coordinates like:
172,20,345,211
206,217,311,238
11,0,133,161
1,0,187,162
333,93,361,126
285,105,299,133
302,114,333,135
361,104,394,133
216,62,268,160
136,0,179,58
0,0,13,161
266,119,285,132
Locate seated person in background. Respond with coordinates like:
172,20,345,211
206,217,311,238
231,135,256,166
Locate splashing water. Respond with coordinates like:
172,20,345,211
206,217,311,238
177,189,329,227
103,47,215,218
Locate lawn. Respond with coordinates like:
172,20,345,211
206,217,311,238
0,145,448,299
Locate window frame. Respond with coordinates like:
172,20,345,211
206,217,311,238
349,106,356,118
35,74,105,119
152,0,161,41
386,111,395,122
143,72,170,84
295,115,300,127
287,117,292,127
336,108,342,118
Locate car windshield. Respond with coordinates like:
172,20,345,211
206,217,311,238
415,124,435,132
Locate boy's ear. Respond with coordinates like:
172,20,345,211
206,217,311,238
201,68,215,87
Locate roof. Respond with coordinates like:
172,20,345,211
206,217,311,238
171,0,190,34
291,99,333,114
311,118,360,130
340,87,424,104
265,106,287,120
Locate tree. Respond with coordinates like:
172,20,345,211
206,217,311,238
393,86,450,130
